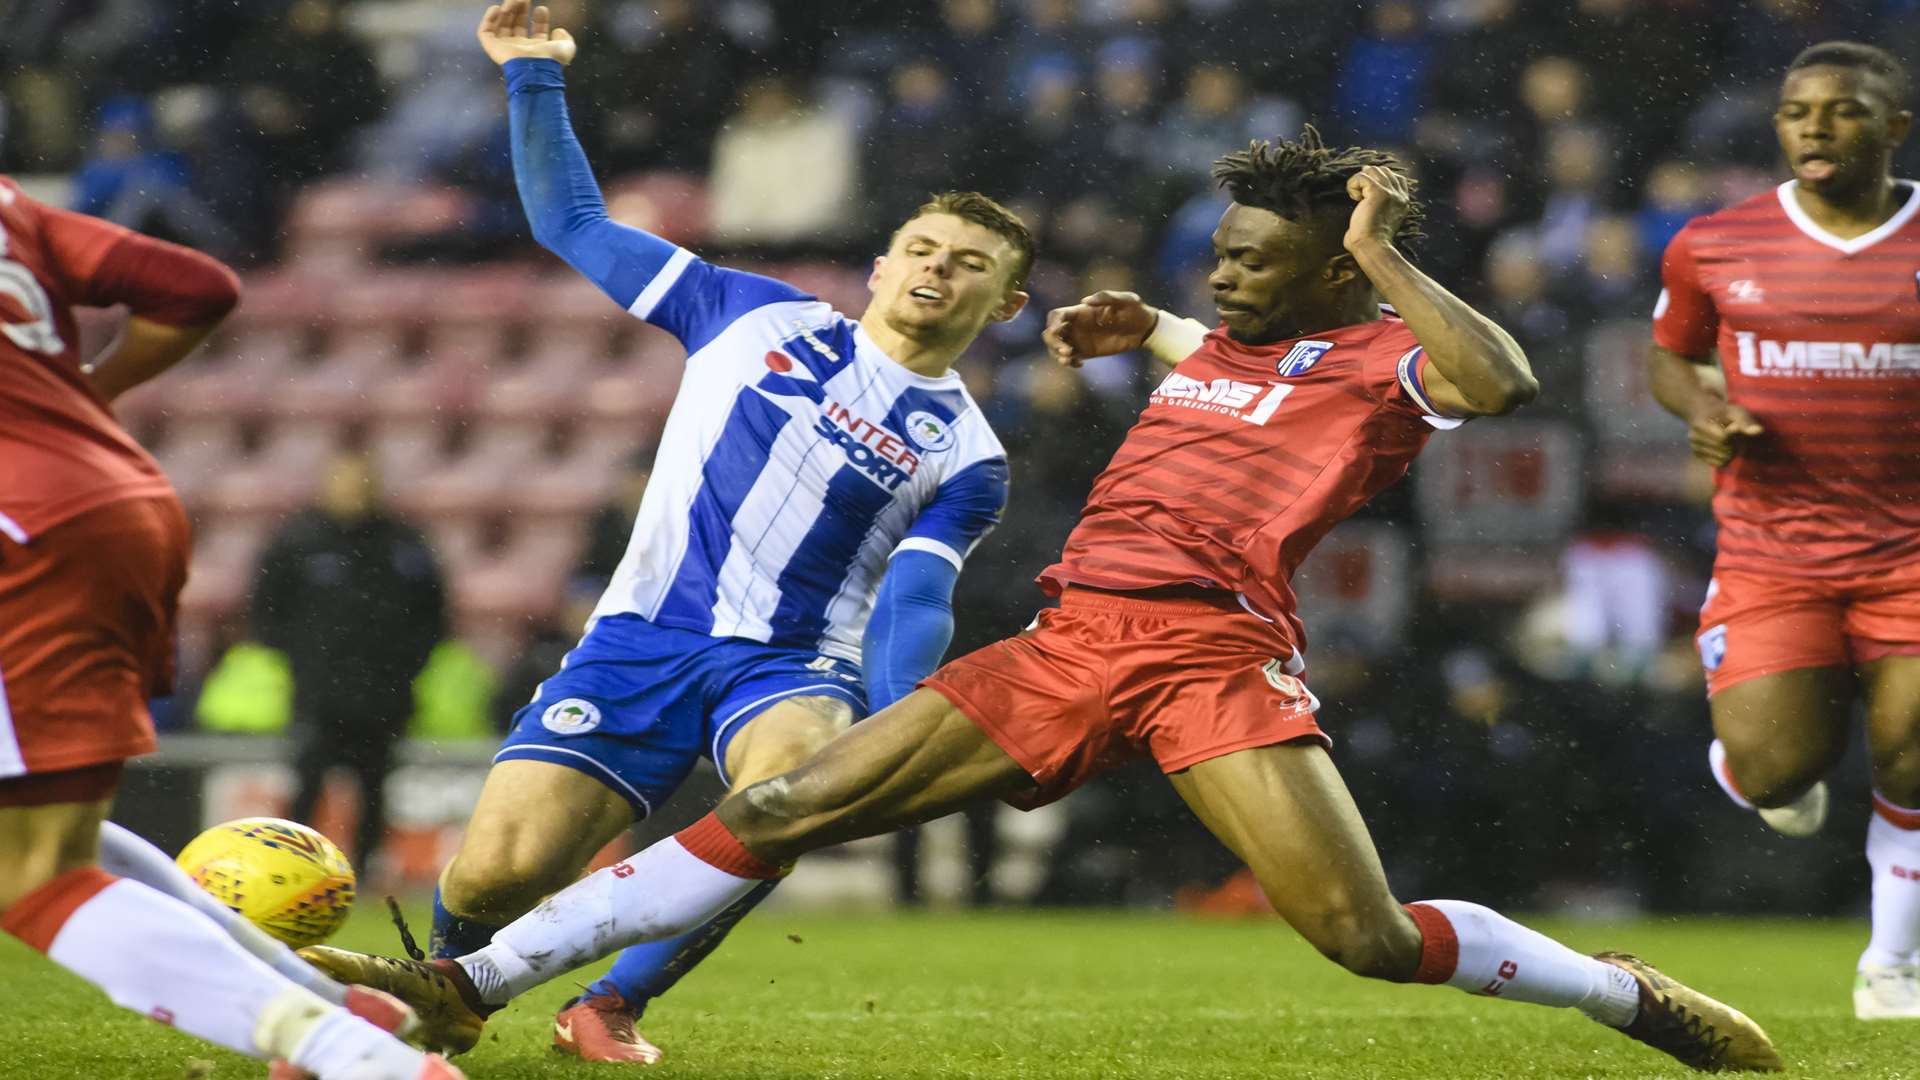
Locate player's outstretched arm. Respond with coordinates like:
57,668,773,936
1341,166,1537,417
485,1,686,317
41,207,242,401
1044,291,1208,369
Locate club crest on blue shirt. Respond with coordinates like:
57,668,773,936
1275,340,1335,377
904,410,956,453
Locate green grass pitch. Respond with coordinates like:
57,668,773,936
1,905,1912,1079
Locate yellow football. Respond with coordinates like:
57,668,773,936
175,817,356,949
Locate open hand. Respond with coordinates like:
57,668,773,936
478,0,576,66
1687,401,1764,467
1043,291,1158,368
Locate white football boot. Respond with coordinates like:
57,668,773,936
1855,963,1920,1020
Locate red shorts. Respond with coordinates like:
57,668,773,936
0,762,124,807
0,496,189,779
1696,560,1920,696
923,585,1325,809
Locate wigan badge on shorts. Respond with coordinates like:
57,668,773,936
1697,625,1728,673
542,698,603,735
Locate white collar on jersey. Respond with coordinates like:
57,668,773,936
1775,178,1920,255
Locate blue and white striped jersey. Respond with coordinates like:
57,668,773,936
591,249,1009,663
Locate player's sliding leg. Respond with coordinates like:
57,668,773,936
1856,655,1920,1019
1708,667,1851,837
97,821,357,1008
459,689,1025,1000
1168,742,1782,1072
94,822,426,1079
559,696,852,1064
306,690,1031,1033
1,797,459,1080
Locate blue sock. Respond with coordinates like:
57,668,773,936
430,883,502,959
584,879,779,1012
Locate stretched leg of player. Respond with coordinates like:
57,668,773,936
564,695,852,1063
1168,741,1781,1072
1857,655,1920,1018
1709,666,1852,836
438,690,1028,1009
1,796,455,1079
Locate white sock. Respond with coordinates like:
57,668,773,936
261,988,430,1079
1709,740,1756,811
460,835,762,1005
97,821,347,1005
0,869,380,1061
1861,796,1920,970
1407,900,1641,1027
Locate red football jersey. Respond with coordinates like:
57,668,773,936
1040,315,1457,652
0,178,234,540
1654,180,1920,578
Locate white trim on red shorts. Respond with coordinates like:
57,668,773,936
0,663,24,779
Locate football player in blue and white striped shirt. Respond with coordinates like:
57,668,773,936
335,1,1030,1062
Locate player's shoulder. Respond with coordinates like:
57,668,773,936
1671,187,1793,246
890,370,1007,469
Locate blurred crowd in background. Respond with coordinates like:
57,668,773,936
8,0,1918,915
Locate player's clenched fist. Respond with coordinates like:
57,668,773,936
1343,164,1413,253
1044,291,1159,367
1686,400,1764,467
478,0,576,66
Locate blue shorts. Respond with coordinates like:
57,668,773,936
494,614,866,816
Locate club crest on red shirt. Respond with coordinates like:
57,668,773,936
1275,339,1334,377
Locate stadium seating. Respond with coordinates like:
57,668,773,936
122,263,676,672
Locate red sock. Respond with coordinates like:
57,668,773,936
675,813,782,880
1403,902,1460,985
0,866,116,952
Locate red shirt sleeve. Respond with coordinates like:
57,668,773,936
40,203,240,326
1651,223,1718,356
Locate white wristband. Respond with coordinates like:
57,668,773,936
1143,310,1210,364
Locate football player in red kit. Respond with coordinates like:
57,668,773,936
306,124,1781,1072
0,179,462,1080
1648,41,1920,1019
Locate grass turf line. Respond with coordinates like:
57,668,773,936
0,906,1903,1079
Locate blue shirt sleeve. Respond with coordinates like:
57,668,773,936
503,58,809,354
896,458,1009,571
860,550,960,713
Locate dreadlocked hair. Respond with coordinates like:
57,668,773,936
1211,126,1426,249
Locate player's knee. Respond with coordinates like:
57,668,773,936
441,837,576,921
1719,734,1823,808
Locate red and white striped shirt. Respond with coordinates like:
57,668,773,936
1040,314,1455,651
1654,180,1920,577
